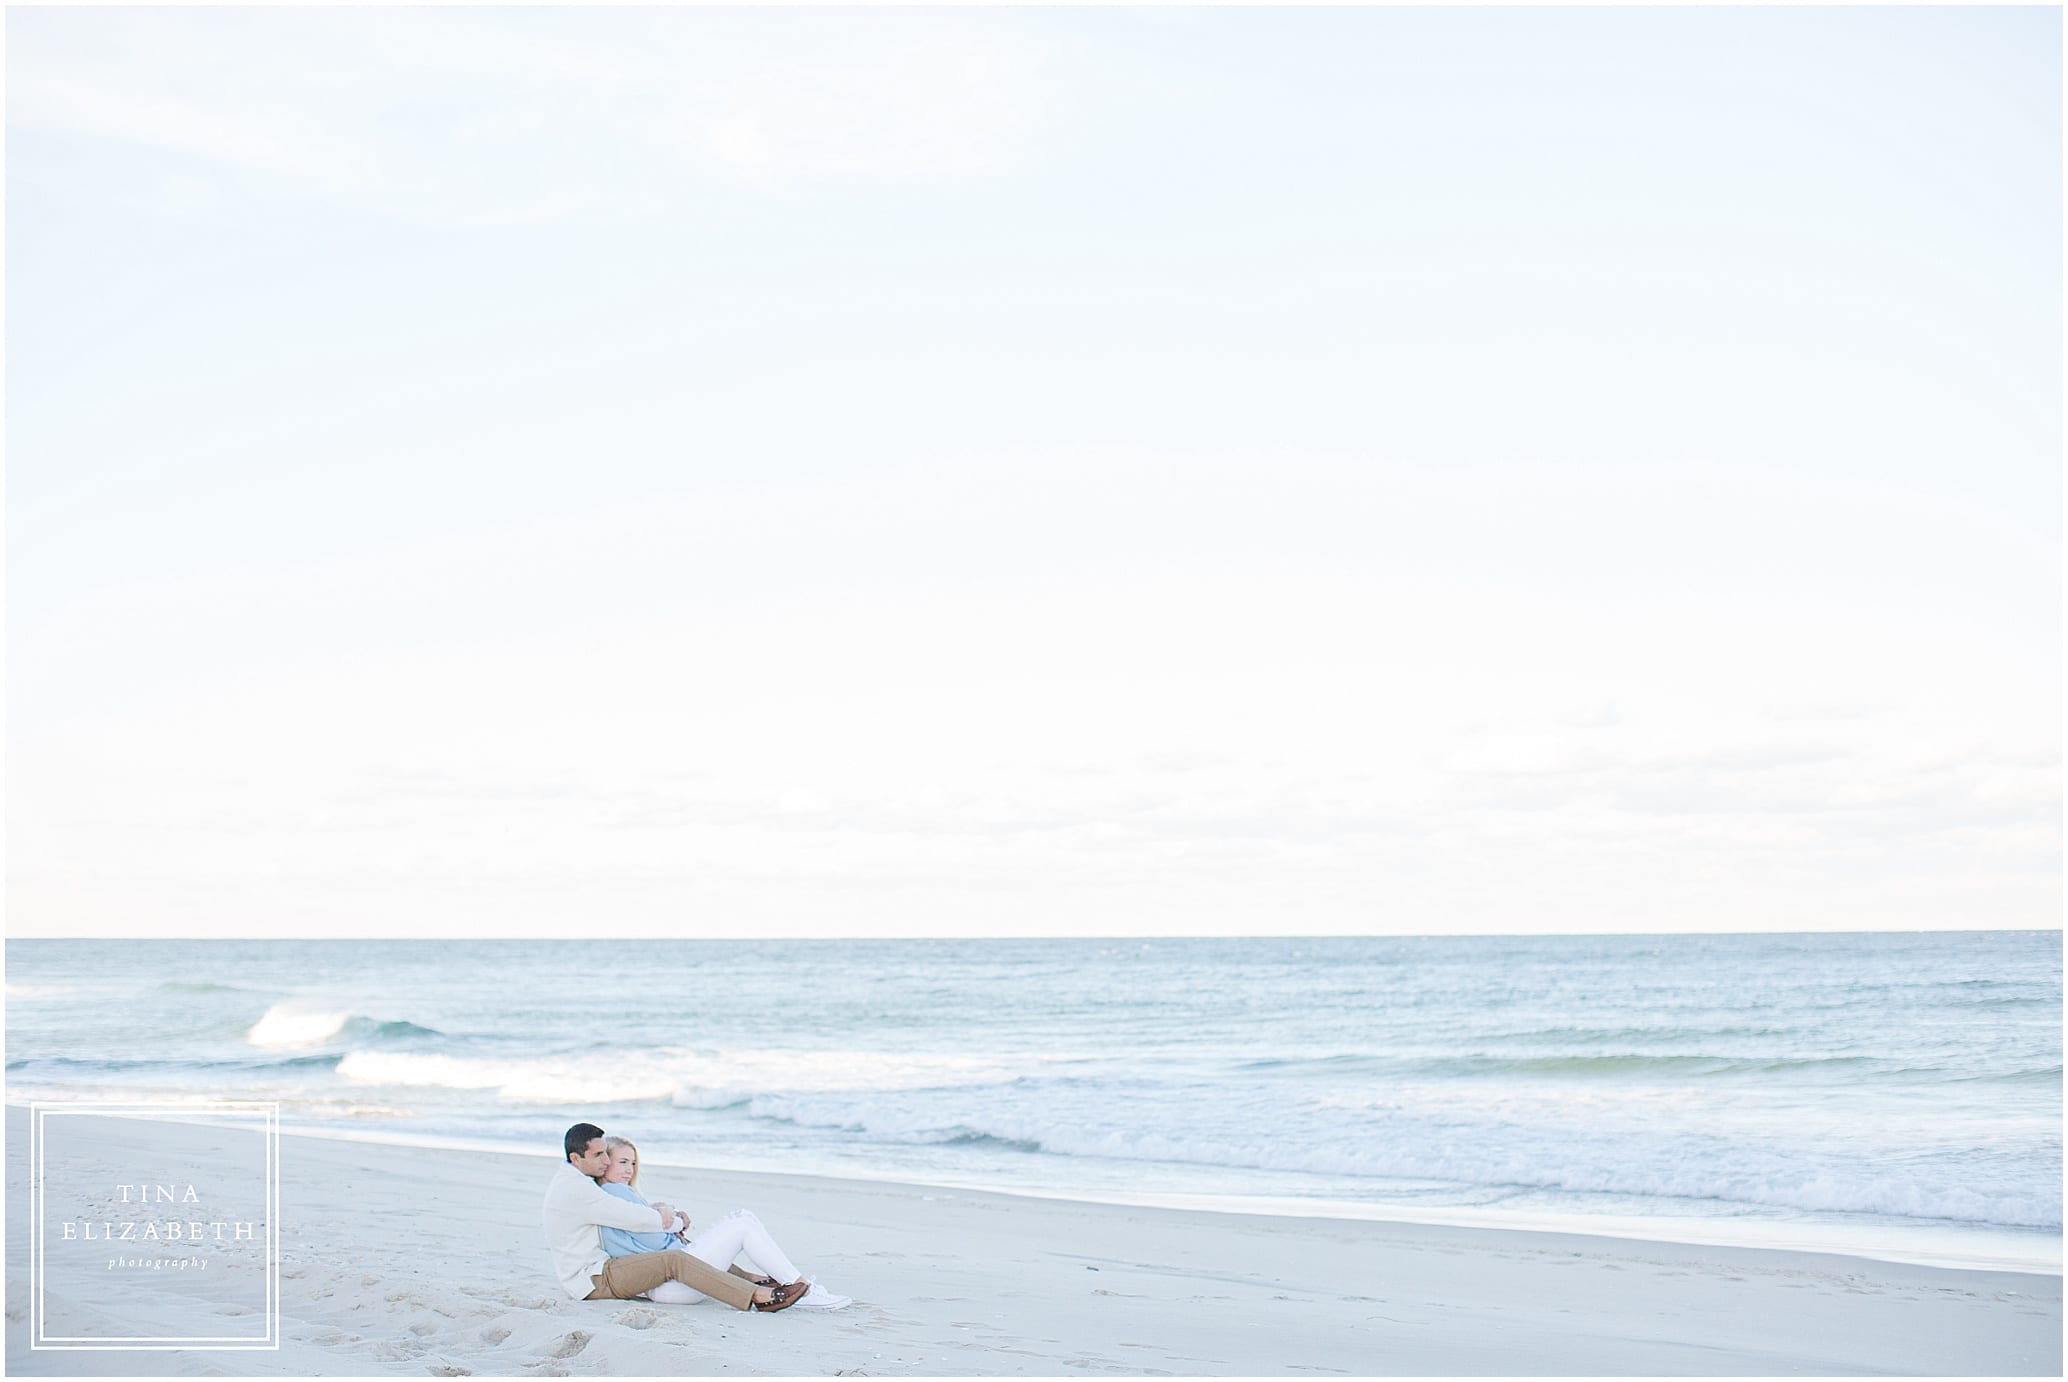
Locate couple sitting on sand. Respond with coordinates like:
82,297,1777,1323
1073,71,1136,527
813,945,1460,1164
541,1121,850,1313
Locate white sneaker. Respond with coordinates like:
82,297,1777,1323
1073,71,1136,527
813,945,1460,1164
790,1279,852,1309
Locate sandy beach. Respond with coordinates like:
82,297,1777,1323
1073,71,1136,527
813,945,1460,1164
3,1106,2058,1377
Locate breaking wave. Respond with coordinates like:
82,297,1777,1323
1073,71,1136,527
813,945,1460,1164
247,1003,441,1048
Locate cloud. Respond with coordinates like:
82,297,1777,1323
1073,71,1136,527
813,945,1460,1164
648,13,1050,180
6,8,1055,224
1445,735,1616,777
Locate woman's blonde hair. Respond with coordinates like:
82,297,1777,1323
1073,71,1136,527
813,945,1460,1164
602,1135,641,1188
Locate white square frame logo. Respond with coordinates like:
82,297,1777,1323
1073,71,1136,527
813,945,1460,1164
29,1101,281,1351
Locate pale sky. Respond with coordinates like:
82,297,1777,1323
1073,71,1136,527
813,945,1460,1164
5,5,2060,938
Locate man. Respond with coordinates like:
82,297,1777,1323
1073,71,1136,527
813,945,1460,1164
542,1122,804,1311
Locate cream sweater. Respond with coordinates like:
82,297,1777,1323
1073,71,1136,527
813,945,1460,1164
541,1161,673,1299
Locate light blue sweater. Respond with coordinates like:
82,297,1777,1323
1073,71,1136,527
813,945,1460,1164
597,1181,684,1257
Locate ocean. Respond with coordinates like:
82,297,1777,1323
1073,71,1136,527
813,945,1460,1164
5,932,2059,1272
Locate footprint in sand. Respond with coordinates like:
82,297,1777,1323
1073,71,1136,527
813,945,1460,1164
362,1275,381,1287
481,1326,512,1344
615,1308,663,1330
501,1294,558,1311
282,1268,308,1279
428,1368,472,1377
539,1330,591,1361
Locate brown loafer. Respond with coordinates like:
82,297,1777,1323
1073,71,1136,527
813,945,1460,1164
751,1281,810,1313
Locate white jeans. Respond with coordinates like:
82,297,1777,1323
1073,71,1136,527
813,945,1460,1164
644,1209,804,1305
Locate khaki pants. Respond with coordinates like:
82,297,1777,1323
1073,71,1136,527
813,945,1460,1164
586,1251,758,1310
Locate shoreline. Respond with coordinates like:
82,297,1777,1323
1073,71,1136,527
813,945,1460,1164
7,1105,2061,1376
23,1102,2056,1278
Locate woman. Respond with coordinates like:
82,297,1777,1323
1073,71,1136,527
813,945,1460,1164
594,1136,850,1309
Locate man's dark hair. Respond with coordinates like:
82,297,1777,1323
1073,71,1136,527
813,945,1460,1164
564,1122,606,1162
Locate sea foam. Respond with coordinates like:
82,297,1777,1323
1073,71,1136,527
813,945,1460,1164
247,1004,354,1047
